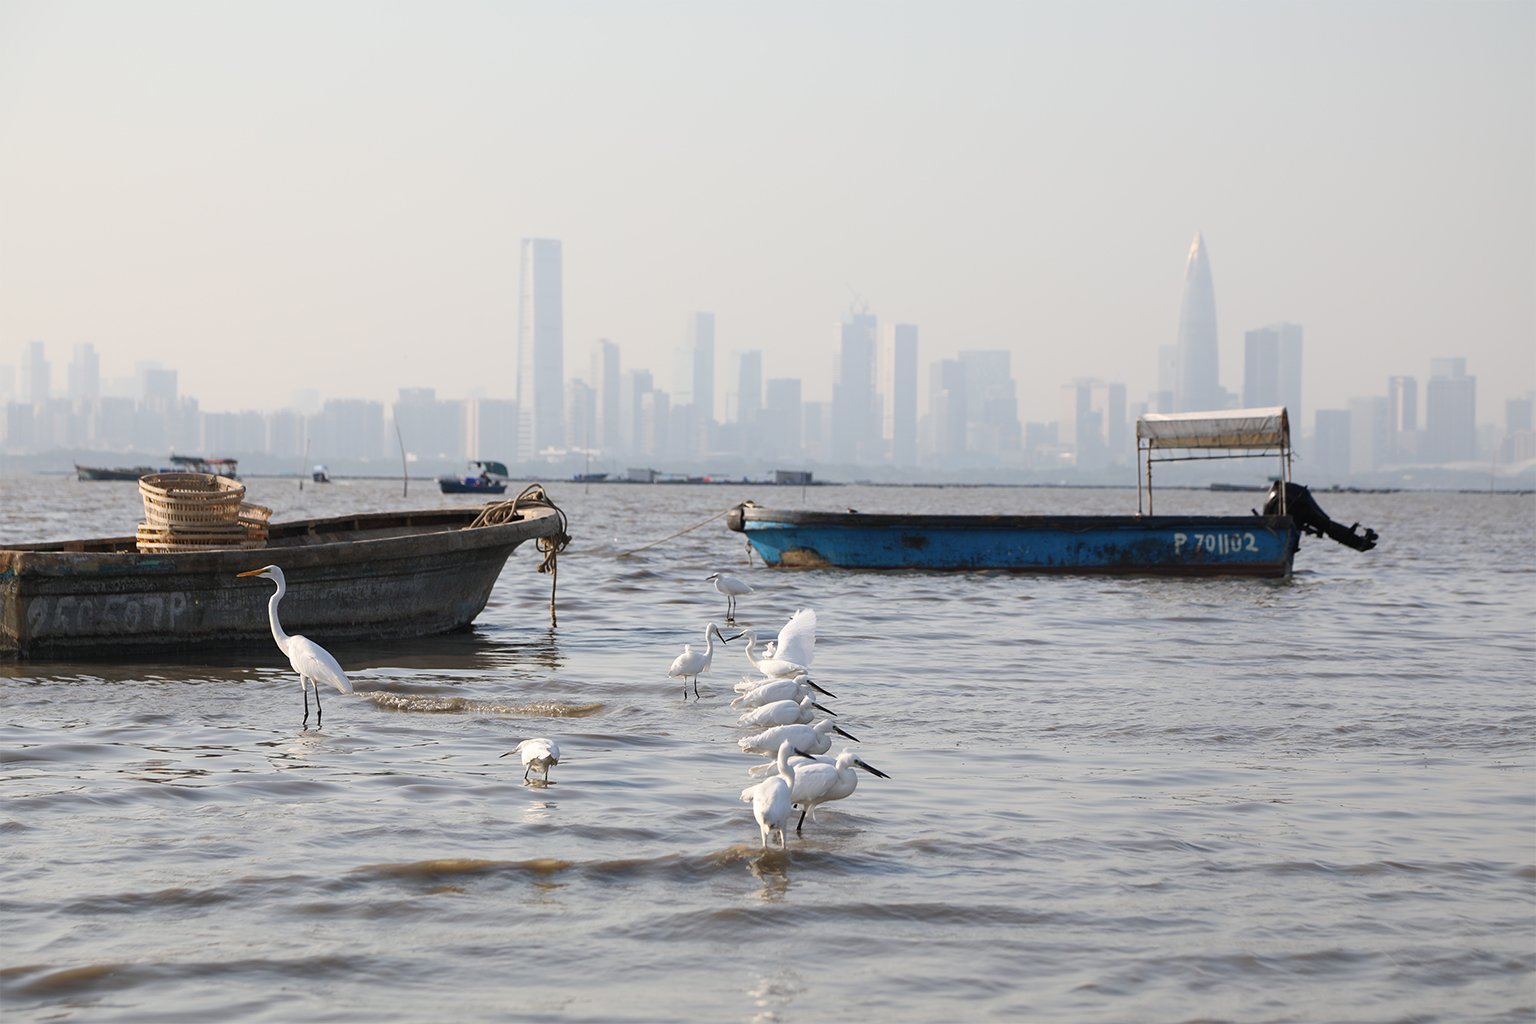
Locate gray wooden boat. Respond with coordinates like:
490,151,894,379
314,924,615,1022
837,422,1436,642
1,502,568,659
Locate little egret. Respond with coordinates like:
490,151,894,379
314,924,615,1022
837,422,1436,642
706,571,753,622
736,694,835,729
739,740,800,849
789,749,890,832
730,674,836,709
738,718,859,756
237,565,353,729
668,622,732,700
501,737,560,784
741,609,817,678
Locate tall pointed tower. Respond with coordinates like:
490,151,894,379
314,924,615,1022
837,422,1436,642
1176,233,1220,412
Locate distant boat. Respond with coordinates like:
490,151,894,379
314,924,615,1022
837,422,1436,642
312,465,331,484
439,460,509,495
728,408,1378,578
572,472,608,483
76,454,239,482
76,464,158,481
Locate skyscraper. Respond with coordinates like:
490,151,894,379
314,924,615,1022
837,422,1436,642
1175,233,1221,412
887,324,918,467
688,312,715,455
591,339,620,452
832,309,880,463
1242,323,1303,422
1425,358,1477,462
516,238,565,460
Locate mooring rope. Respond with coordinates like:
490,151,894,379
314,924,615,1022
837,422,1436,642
472,483,571,626
620,503,740,557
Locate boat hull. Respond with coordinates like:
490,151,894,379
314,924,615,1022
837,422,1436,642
727,506,1296,577
439,479,508,494
1,506,563,658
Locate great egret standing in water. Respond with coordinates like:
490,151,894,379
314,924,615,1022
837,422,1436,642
706,571,753,622
236,564,353,729
668,622,733,700
501,737,560,784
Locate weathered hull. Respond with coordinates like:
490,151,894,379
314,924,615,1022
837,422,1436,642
75,465,156,481
439,479,508,494
1,506,563,658
727,506,1296,577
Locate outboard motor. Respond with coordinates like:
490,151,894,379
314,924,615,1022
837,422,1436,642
1261,482,1378,552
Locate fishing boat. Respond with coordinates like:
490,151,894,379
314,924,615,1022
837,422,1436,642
439,460,510,495
1,494,569,658
75,454,240,482
727,407,1377,578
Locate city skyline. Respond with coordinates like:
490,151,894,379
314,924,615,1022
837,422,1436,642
0,3,1529,429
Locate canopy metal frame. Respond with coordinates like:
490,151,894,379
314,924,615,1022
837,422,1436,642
1136,408,1292,516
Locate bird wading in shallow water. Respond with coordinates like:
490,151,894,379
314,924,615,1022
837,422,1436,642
738,718,859,756
736,694,836,729
737,608,818,679
740,740,801,849
706,571,753,623
502,738,560,784
236,565,353,729
788,749,890,833
668,622,733,700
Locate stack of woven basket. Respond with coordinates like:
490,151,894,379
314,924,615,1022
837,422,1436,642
136,472,271,553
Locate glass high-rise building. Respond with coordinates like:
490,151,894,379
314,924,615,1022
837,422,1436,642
1176,233,1221,412
516,238,565,460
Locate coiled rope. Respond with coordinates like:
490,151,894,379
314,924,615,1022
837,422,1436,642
472,483,571,626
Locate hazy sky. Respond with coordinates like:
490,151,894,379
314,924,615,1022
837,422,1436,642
2,1,1532,426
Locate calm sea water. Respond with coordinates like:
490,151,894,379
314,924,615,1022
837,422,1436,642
2,475,1533,1023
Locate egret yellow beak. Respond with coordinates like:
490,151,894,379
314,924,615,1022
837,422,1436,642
236,568,266,577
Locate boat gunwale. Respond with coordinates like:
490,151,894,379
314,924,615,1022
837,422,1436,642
1,505,563,569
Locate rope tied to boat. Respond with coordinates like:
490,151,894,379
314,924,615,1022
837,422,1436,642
620,503,741,557
472,483,570,626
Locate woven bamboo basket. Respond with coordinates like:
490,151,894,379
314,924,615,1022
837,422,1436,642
139,473,246,529
136,473,267,551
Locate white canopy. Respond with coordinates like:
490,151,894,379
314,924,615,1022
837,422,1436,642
1136,407,1289,450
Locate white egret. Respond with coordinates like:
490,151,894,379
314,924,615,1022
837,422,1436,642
501,737,560,784
730,673,836,709
738,718,859,756
736,694,835,729
237,565,353,729
668,622,732,700
747,609,817,678
739,740,800,849
789,749,890,833
706,571,753,622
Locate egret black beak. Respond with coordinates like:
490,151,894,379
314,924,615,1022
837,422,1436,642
723,631,745,643
811,701,836,717
498,751,515,758
833,725,860,742
806,679,837,699
855,759,891,779
792,748,815,759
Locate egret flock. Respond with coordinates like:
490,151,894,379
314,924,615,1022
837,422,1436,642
235,561,887,848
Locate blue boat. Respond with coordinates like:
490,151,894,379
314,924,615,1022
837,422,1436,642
439,460,510,495
727,408,1377,578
